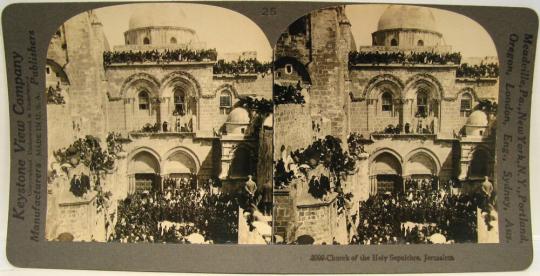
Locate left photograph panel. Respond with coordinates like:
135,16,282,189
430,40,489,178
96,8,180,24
44,3,273,245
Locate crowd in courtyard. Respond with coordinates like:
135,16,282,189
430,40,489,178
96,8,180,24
109,176,239,244
351,178,481,245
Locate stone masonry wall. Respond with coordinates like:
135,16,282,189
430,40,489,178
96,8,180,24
273,189,295,242
295,199,338,244
257,128,273,189
307,7,352,139
275,16,311,65
365,137,455,181
46,11,109,158
62,12,109,141
274,104,313,160
349,66,499,138
47,105,76,164
105,65,271,136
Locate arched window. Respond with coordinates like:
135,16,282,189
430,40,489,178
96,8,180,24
173,89,185,116
390,38,398,46
460,93,472,116
143,37,150,45
416,90,428,116
381,92,393,112
417,40,424,46
219,91,232,115
138,91,150,110
285,64,293,74
170,37,177,44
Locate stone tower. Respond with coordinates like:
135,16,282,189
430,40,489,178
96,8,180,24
46,11,110,160
275,6,356,140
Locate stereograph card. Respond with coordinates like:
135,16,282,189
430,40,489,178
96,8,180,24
1,0,537,273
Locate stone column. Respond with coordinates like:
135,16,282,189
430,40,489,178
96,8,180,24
459,161,469,180
128,175,135,195
402,99,413,132
158,97,170,128
459,144,472,180
369,176,377,196
219,141,233,180
354,152,370,201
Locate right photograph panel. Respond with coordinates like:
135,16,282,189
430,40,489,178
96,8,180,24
273,4,499,245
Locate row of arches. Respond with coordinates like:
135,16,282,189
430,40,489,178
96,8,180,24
127,144,254,192
128,147,200,192
370,148,441,177
122,72,239,131
362,75,481,134
274,56,476,120
123,72,239,104
369,147,490,195
128,147,201,175
362,75,481,117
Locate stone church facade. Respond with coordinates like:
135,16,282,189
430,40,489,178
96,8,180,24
274,5,498,243
45,10,272,241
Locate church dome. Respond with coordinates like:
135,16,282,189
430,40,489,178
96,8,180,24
227,107,250,124
466,110,488,127
128,7,188,30
377,5,439,33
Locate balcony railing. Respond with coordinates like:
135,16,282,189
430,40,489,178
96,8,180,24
103,48,218,66
349,50,462,66
213,59,272,75
129,130,196,139
456,63,499,79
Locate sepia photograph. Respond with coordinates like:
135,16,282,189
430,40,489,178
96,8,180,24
44,3,273,244
273,4,499,245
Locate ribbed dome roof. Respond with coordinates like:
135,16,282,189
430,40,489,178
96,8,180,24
466,110,488,127
377,5,439,33
129,6,188,30
227,107,250,124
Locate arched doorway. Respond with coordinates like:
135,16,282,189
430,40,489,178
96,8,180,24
162,149,199,189
469,148,490,179
230,146,253,178
370,152,402,195
405,151,439,190
129,151,161,192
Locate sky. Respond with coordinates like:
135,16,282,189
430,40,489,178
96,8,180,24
91,3,495,61
93,3,272,61
346,4,498,58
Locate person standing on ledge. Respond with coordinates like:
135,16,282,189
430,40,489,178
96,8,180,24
162,121,168,132
244,175,257,206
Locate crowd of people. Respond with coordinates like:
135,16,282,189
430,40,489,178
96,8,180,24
46,83,66,105
349,51,462,65
139,118,194,134
274,83,305,105
375,119,437,136
109,176,239,244
456,62,499,79
213,59,272,75
103,48,218,65
351,178,479,245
